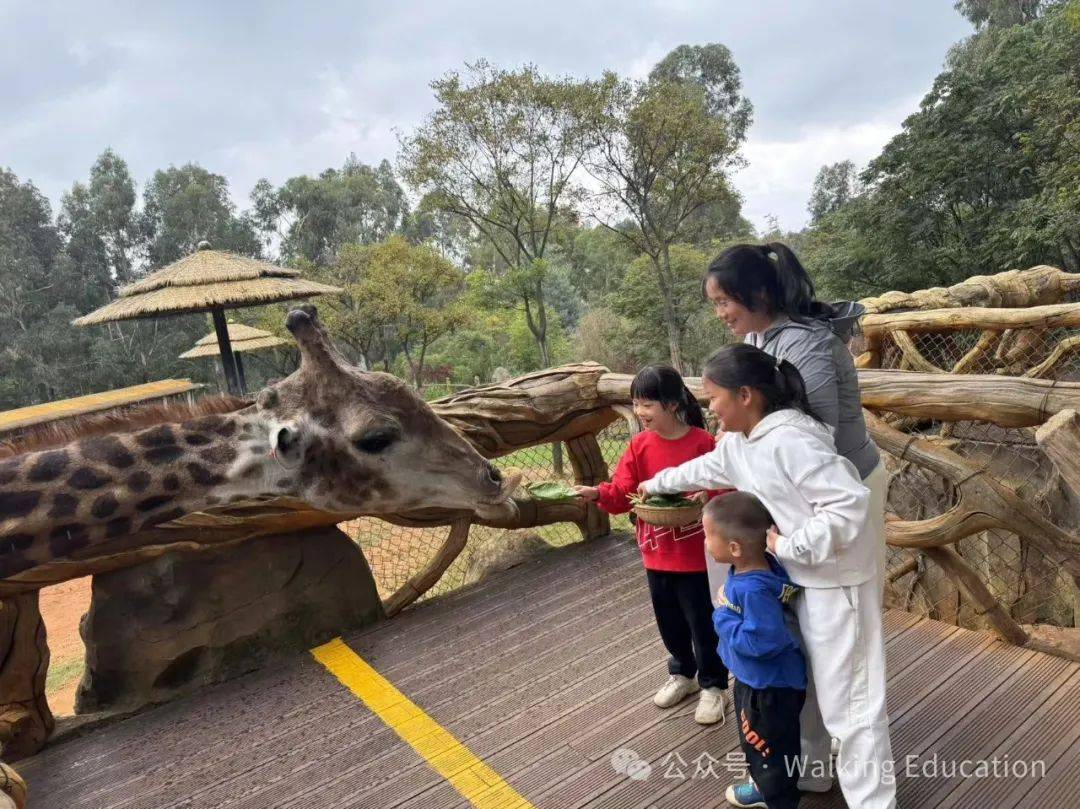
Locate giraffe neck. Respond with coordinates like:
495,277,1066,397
0,410,289,576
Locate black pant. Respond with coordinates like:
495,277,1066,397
645,569,728,690
734,681,805,809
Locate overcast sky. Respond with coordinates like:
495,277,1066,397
1,1,972,233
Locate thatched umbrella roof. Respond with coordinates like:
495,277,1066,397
73,242,341,395
72,247,341,326
179,322,288,359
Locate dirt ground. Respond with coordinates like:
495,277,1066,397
39,577,90,717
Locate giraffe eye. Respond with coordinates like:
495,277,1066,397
353,427,400,454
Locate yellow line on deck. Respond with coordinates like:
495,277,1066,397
311,637,534,809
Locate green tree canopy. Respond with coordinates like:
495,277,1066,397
252,156,408,266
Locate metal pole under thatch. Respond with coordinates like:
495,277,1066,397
211,307,243,396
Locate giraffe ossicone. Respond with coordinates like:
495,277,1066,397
0,306,519,579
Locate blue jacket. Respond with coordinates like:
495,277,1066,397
713,557,807,690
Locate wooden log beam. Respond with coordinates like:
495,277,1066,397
566,433,610,541
858,266,1080,314
0,592,52,761
857,370,1080,426
1035,409,1080,497
860,303,1080,339
922,546,1029,645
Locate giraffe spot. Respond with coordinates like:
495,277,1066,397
90,494,119,519
0,460,18,486
247,443,269,454
0,490,41,518
49,523,90,556
162,474,181,491
126,471,152,492
28,450,70,482
187,463,224,487
183,433,212,447
104,517,131,538
136,425,175,448
145,445,184,465
239,464,262,480
49,493,79,519
200,444,237,466
137,495,174,513
69,467,111,490
81,435,135,469
211,419,238,438
0,533,35,553
275,478,292,489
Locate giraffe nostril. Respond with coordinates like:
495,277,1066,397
276,427,296,454
487,464,502,485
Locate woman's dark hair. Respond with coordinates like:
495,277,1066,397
702,344,819,421
703,242,834,321
630,364,706,429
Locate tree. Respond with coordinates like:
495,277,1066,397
648,43,754,143
253,157,409,266
954,0,1047,28
399,61,598,367
584,73,742,370
807,160,860,225
141,163,259,266
806,2,1080,295
322,236,466,388
608,244,730,373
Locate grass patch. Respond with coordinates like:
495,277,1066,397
46,657,83,694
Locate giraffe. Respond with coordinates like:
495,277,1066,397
0,305,517,579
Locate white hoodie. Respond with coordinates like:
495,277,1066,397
642,408,878,588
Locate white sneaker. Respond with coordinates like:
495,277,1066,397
694,687,726,724
653,674,699,708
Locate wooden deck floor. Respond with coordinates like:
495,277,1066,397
21,532,1080,808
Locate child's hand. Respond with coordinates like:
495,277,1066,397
636,483,652,498
574,485,599,502
766,525,781,553
686,491,709,504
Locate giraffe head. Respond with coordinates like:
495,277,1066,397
251,305,516,518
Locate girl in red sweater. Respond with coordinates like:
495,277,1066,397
576,365,729,724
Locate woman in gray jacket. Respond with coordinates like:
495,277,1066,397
701,242,891,803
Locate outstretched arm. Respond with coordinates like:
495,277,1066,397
640,444,734,495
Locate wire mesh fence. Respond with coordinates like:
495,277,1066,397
877,320,1080,631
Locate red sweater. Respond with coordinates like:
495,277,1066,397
597,427,725,573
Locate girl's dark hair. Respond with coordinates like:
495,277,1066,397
703,242,834,321
702,344,820,421
630,364,706,429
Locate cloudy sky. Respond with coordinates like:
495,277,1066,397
2,1,972,233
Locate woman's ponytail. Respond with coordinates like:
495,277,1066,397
678,384,707,429
763,242,834,320
703,344,821,422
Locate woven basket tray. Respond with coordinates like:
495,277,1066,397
632,501,703,528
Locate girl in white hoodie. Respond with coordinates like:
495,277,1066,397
640,344,896,809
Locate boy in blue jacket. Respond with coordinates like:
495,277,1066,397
704,492,807,809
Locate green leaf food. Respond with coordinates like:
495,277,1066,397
525,481,579,501
629,493,694,508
